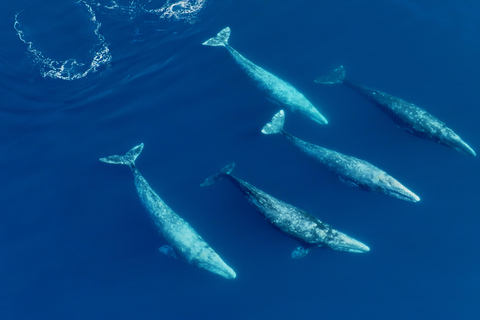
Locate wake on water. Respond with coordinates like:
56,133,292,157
14,1,111,81
14,0,207,81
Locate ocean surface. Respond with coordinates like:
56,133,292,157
1,0,480,319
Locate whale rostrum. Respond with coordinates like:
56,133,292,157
201,163,370,257
315,65,476,156
203,26,328,125
100,144,236,279
262,110,420,202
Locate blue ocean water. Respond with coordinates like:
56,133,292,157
1,0,480,319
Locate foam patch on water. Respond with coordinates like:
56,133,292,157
156,0,207,22
85,0,207,23
14,1,111,81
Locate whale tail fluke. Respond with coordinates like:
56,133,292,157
315,65,345,85
202,27,230,47
261,110,285,135
201,163,235,187
99,143,144,166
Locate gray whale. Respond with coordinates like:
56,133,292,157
315,65,476,156
100,144,236,279
203,27,328,125
201,163,369,258
262,110,420,202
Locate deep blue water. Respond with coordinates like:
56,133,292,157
1,0,480,319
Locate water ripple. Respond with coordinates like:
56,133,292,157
14,1,111,81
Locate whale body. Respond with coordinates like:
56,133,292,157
100,144,236,279
315,65,476,156
201,163,369,258
262,110,420,202
203,27,328,125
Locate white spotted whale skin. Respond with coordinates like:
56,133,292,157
201,163,369,258
315,65,476,157
262,110,420,203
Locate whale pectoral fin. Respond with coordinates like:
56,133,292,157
291,246,312,259
159,245,178,259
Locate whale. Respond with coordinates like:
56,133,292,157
201,163,369,258
262,110,420,202
315,65,476,156
203,27,328,125
100,144,236,279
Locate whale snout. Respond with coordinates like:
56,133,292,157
347,243,370,253
206,263,237,279
197,259,237,279
343,240,370,253
383,177,420,203
313,114,328,125
331,232,370,253
398,189,420,203
393,187,420,203
452,139,476,157
310,111,329,125
217,266,237,280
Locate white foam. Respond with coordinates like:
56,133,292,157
14,1,111,81
156,0,207,22
83,0,207,22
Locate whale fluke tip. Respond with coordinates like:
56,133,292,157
202,27,230,47
262,110,285,134
201,163,235,187
99,143,144,166
315,65,345,85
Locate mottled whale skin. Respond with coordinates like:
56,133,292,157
262,110,420,202
203,27,328,125
315,65,476,156
201,163,369,258
100,144,236,279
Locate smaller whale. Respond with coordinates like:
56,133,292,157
262,110,420,202
315,65,476,156
203,27,328,125
201,163,369,257
100,144,236,279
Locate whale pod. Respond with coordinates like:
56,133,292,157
315,65,476,156
201,163,370,257
203,27,328,125
262,110,420,202
100,144,236,279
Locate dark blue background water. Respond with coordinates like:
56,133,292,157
1,0,479,319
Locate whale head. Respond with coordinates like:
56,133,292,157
441,130,476,157
300,107,328,125
192,250,237,279
325,230,370,253
371,173,420,203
